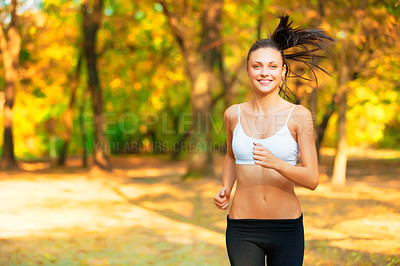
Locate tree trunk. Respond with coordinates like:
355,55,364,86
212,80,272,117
184,0,223,178
316,99,336,156
332,91,348,187
184,67,214,178
332,42,349,188
80,90,89,168
0,0,20,169
82,0,112,171
159,0,223,179
58,53,82,166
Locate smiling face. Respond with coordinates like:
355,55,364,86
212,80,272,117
246,47,286,95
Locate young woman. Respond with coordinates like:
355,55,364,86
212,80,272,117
213,14,334,266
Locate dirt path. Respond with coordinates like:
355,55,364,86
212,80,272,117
0,167,228,265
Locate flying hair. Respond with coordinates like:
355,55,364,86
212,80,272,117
247,13,335,102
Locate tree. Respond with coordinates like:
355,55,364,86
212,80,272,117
0,0,21,169
157,0,223,178
82,0,112,171
292,0,399,186
325,1,400,187
58,52,82,166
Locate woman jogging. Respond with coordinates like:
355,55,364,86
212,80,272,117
213,14,334,266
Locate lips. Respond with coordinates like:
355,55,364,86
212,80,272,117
258,79,272,86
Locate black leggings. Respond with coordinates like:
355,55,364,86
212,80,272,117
226,214,304,266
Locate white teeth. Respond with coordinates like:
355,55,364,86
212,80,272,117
259,80,271,85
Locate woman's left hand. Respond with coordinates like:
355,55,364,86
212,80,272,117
252,142,279,169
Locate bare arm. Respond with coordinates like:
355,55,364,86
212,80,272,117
213,106,237,209
253,105,319,190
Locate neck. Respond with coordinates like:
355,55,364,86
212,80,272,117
248,91,283,114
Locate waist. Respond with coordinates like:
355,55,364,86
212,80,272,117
229,191,301,219
230,171,301,219
227,213,303,230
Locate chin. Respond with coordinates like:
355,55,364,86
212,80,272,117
254,86,280,94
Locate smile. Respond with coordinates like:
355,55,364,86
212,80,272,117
257,79,272,86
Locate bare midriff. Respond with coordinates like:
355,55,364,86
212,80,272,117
229,164,302,219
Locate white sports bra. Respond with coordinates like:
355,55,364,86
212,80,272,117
232,103,299,165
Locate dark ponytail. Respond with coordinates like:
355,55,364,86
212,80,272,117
247,14,335,102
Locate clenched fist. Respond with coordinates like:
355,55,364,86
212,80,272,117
213,187,231,210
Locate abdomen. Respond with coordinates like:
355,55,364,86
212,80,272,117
229,165,302,219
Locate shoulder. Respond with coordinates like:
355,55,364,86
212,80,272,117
292,104,312,118
291,104,314,130
224,103,240,121
223,104,240,134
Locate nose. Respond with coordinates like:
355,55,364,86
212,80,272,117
260,67,268,76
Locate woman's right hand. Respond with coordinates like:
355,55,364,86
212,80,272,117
213,187,230,210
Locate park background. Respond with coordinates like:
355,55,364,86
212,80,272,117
0,0,399,265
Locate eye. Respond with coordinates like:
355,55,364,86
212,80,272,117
270,65,277,69
253,65,261,69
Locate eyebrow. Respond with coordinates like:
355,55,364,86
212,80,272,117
251,60,279,64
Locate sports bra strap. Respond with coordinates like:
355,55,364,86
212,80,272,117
285,105,297,125
237,103,241,123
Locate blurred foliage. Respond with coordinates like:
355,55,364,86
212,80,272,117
0,0,399,160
